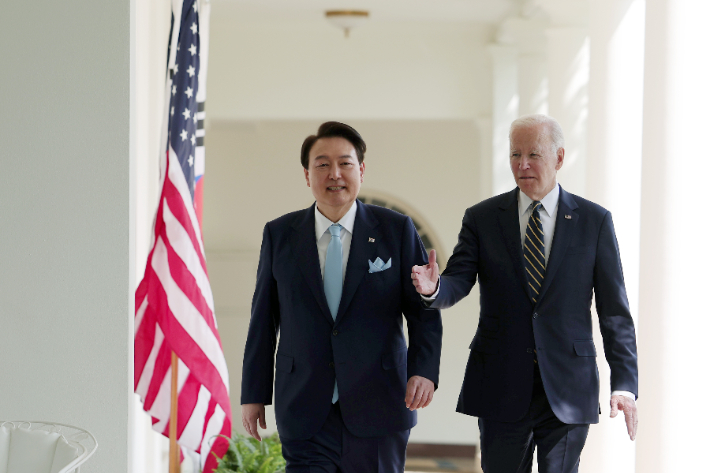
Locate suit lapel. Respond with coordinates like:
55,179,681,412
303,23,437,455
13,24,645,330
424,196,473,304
536,187,579,303
289,204,333,326
335,200,381,325
497,189,532,301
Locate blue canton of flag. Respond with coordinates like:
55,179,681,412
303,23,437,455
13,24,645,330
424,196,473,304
169,0,201,201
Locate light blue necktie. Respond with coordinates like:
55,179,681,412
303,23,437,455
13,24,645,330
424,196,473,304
323,224,343,403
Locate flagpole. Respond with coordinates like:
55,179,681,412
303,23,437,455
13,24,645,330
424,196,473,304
169,352,180,473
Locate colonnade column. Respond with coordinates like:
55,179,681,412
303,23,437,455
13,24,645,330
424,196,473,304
487,44,519,197
581,0,646,472
518,53,548,116
636,0,710,471
546,27,589,196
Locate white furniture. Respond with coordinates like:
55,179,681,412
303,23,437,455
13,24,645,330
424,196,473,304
0,422,97,473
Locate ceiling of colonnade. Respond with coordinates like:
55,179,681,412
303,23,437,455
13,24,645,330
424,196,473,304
213,0,519,24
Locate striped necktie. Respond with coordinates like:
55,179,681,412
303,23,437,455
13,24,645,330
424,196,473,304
524,201,546,304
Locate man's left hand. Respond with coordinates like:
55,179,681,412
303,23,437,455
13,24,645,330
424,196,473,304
405,376,435,410
610,394,638,441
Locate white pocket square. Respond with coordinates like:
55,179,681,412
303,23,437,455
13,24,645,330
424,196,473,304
368,257,392,273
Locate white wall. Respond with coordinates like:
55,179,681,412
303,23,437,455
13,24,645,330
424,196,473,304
208,8,494,120
203,119,484,445
0,1,132,472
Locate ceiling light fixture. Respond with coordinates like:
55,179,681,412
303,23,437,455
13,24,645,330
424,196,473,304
325,10,369,38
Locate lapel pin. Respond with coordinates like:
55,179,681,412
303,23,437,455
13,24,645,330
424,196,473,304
368,237,376,243
564,215,572,219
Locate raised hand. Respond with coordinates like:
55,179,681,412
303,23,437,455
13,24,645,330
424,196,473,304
610,394,638,441
411,249,439,296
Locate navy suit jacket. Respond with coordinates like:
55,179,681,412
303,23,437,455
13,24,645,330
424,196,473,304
431,186,638,425
241,200,443,440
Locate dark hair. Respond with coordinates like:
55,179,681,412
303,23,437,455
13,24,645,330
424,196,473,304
300,121,366,169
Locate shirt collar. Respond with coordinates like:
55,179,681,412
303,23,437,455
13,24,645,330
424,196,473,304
315,201,358,238
518,182,560,218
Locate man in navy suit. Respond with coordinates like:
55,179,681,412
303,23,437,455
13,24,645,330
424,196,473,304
241,122,443,472
412,115,638,473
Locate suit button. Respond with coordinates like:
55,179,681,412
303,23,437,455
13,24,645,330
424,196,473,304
533,313,539,319
332,330,339,336
527,348,533,354
329,362,334,368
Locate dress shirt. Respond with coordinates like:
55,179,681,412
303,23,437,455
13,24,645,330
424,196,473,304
315,202,357,282
518,183,560,265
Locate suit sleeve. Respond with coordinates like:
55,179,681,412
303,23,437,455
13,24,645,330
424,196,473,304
240,223,281,405
593,211,639,398
430,208,480,309
400,217,443,387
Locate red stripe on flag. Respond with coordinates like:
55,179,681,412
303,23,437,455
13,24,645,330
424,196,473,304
163,176,208,273
175,374,202,439
160,224,220,340
143,340,171,411
203,421,231,473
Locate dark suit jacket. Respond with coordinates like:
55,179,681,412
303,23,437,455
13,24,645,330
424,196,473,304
431,186,637,425
241,200,443,440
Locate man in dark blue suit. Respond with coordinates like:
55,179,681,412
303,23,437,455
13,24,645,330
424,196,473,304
241,122,443,472
412,115,638,473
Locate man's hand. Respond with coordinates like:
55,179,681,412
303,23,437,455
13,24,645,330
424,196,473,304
411,249,439,296
241,403,266,441
405,375,435,410
610,395,638,441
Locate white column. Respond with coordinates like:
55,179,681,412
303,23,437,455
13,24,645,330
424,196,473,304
581,1,646,472
488,44,519,196
546,27,589,196
636,1,710,472
518,53,548,116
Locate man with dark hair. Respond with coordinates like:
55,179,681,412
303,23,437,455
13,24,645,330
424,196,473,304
412,114,638,473
242,121,443,472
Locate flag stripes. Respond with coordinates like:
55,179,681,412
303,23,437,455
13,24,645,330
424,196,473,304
135,152,232,470
135,2,230,471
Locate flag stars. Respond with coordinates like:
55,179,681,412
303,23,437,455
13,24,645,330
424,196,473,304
193,114,198,125
189,44,197,56
170,106,175,116
190,22,197,35
174,64,178,73
191,134,196,146
180,129,188,141
187,65,195,77
182,108,191,120
185,86,193,99
172,85,177,96
193,2,198,12
188,155,194,166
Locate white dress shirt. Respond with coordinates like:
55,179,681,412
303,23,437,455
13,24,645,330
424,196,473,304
315,202,357,281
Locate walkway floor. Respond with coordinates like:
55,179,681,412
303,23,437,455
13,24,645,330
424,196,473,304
405,456,482,473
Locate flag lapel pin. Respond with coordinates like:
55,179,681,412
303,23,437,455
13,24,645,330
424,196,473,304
368,237,375,243
565,214,572,219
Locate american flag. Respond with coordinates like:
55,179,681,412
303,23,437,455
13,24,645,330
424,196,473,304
134,1,231,472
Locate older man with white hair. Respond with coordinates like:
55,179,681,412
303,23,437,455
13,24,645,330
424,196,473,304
412,114,638,473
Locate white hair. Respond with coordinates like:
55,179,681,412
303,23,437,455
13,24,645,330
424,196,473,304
509,114,565,152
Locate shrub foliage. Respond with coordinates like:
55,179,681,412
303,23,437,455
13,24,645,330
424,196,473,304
212,432,286,473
